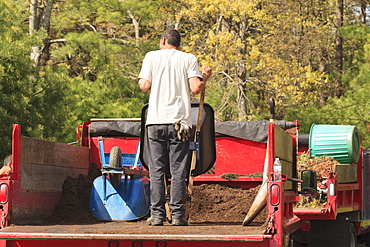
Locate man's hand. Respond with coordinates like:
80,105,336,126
202,65,212,82
189,65,212,94
138,78,152,92
174,120,190,141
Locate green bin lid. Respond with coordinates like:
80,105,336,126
309,124,360,164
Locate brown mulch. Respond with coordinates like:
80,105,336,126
42,168,267,226
295,155,340,208
190,184,266,224
297,154,339,179
42,166,102,225
220,172,263,180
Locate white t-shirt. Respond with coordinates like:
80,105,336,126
138,49,202,126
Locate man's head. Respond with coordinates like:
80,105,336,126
160,29,180,49
3,155,12,167
0,155,12,174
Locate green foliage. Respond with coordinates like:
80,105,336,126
52,31,148,118
0,0,35,159
1,0,370,158
286,24,370,148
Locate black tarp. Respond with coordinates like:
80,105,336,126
90,121,141,137
89,105,299,177
89,119,297,143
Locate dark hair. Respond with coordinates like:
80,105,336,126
162,29,180,47
3,155,12,167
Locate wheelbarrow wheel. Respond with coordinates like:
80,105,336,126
109,146,122,187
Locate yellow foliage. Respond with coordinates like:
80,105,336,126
177,0,333,120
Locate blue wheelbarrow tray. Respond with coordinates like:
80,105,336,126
89,174,150,221
89,140,150,221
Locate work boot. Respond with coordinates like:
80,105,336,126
171,217,188,226
146,217,164,226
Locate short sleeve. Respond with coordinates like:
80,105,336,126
138,52,153,82
187,55,202,79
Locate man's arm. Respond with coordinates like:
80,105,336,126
138,78,152,92
189,65,212,94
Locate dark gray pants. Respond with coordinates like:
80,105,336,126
147,124,189,220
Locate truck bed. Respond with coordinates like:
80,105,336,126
0,221,268,241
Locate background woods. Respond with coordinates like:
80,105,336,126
1,0,370,159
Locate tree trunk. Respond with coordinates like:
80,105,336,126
361,0,367,24
335,0,343,98
237,79,247,121
41,0,54,33
30,0,41,64
319,49,327,106
127,10,140,47
237,18,248,121
38,0,54,66
29,0,38,35
29,0,54,66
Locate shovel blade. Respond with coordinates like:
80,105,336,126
242,180,268,226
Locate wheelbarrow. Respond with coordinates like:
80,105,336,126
89,137,150,221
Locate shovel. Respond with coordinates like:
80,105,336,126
184,87,205,219
242,98,275,226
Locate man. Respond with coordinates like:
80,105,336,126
138,29,212,226
0,155,12,175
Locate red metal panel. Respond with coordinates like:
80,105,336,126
90,135,266,187
268,124,275,179
295,169,362,221
90,137,141,168
266,124,301,247
355,149,363,212
1,239,271,247
197,137,266,178
10,187,62,224
6,125,81,225
80,121,91,147
11,124,21,181
0,179,10,228
94,136,267,177
0,124,23,228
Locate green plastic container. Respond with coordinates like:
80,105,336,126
309,124,360,164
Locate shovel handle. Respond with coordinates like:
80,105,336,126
269,98,275,122
185,87,205,219
195,88,205,133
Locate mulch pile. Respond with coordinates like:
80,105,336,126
297,154,340,179
43,168,267,225
190,184,266,224
42,166,102,225
295,155,340,208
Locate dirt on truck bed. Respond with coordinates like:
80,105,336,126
5,168,267,236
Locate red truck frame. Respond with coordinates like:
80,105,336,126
0,117,368,247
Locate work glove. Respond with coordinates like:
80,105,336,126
174,120,191,141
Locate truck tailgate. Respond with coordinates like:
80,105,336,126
0,222,269,242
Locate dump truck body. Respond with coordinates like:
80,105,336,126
0,115,302,247
1,111,368,246
292,124,370,247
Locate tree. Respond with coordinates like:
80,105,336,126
178,0,266,121
43,0,165,136
335,0,344,97
0,1,34,158
178,0,333,121
2,0,370,155
29,0,55,66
